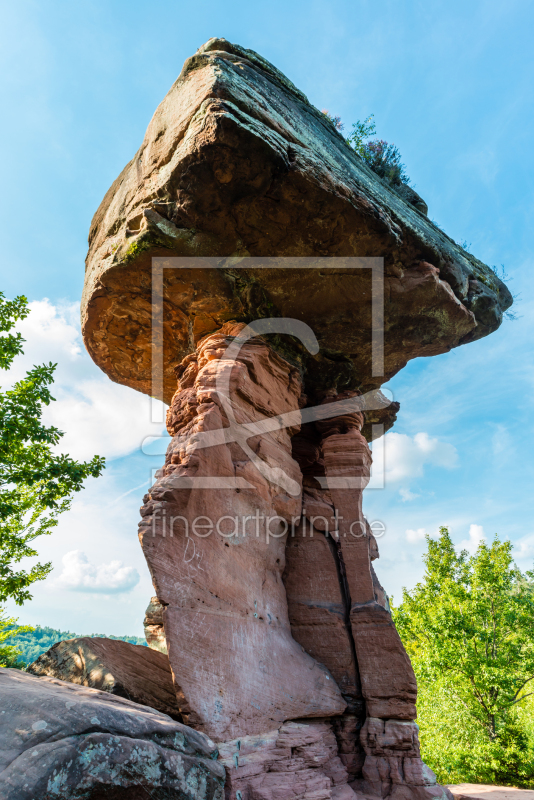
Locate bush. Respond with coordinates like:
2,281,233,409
324,112,411,185
0,609,31,668
359,139,410,185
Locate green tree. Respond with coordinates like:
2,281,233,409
346,114,376,155
393,527,534,786
0,293,105,604
0,608,31,667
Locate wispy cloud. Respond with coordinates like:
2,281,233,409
399,487,420,502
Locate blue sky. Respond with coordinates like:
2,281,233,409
2,0,534,634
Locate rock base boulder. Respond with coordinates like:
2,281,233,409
218,718,451,800
0,667,224,800
27,635,182,720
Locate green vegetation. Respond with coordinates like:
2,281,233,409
393,527,534,787
322,111,410,185
0,609,32,667
1,620,146,668
0,292,105,605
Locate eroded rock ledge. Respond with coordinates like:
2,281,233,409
82,37,512,404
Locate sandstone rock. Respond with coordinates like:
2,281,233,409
0,667,224,799
27,635,181,720
359,718,453,800
284,395,424,800
217,719,357,800
82,38,512,405
284,521,362,710
144,595,168,653
139,324,345,741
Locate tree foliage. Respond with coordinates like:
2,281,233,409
0,292,105,604
0,608,32,667
393,527,534,786
346,114,376,155
321,111,411,185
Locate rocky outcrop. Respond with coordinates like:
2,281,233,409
139,323,345,741
284,393,425,798
218,719,356,800
144,595,168,653
27,635,181,720
82,38,512,405
0,667,224,799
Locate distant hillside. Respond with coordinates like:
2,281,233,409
8,626,147,666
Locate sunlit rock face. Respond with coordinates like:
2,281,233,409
81,36,510,800
27,635,181,719
82,37,511,405
139,323,346,741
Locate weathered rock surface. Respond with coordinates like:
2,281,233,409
217,717,452,800
0,667,224,799
144,595,168,653
218,719,358,800
139,323,345,741
357,717,452,800
27,635,181,720
284,394,425,798
82,37,512,404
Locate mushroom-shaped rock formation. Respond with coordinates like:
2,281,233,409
82,38,510,800
83,37,511,405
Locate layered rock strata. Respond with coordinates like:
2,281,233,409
283,394,429,800
139,329,446,800
218,719,357,800
27,635,180,719
0,667,224,800
82,38,512,405
139,323,345,741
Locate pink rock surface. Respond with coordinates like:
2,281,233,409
139,324,345,740
218,719,356,800
26,636,181,720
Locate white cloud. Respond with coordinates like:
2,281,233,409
3,299,168,462
513,534,534,564
56,550,140,593
384,431,458,484
406,527,427,544
492,424,512,457
457,524,486,554
399,487,420,502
